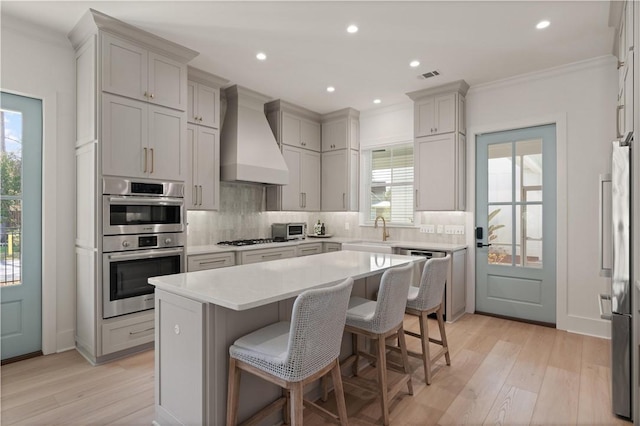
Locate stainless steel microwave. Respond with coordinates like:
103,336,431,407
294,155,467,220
271,223,306,241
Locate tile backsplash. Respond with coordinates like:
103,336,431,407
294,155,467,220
187,182,468,246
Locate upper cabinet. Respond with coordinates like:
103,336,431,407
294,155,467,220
102,33,188,111
615,0,635,138
187,67,227,129
264,100,323,211
407,80,469,211
321,109,359,151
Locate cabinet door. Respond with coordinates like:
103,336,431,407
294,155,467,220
186,125,197,208
349,118,360,150
434,93,456,134
282,113,301,147
281,146,302,210
415,97,436,137
415,134,456,211
197,127,219,210
148,105,186,181
187,252,234,271
349,149,359,211
301,150,321,211
322,119,348,151
102,94,147,178
300,119,321,151
197,84,220,129
187,81,197,125
101,33,148,102
148,52,187,111
458,96,466,135
623,52,634,135
321,150,347,211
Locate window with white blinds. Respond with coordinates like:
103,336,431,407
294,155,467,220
365,143,414,225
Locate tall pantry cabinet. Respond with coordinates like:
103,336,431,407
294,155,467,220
407,80,469,211
69,10,197,363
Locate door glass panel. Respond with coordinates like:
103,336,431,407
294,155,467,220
516,139,542,202
523,204,543,268
1,109,23,287
488,143,512,203
488,205,511,265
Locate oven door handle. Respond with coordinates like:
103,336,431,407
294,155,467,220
107,248,184,261
108,196,184,206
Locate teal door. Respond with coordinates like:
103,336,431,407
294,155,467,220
1,92,43,360
475,124,557,324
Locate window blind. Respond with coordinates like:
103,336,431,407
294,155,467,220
368,144,414,224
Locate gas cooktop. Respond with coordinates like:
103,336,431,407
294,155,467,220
217,238,287,246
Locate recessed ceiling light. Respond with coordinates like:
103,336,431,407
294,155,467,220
373,99,381,104
256,52,267,61
347,25,359,34
410,60,420,68
536,20,550,29
326,86,335,93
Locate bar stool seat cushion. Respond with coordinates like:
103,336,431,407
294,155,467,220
407,286,419,302
231,321,290,363
346,296,376,325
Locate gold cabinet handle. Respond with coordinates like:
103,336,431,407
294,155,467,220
150,93,155,99
143,147,148,173
199,185,203,206
618,61,625,69
616,105,624,138
144,91,149,98
193,185,197,206
150,148,154,173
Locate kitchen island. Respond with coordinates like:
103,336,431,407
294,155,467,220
149,250,420,426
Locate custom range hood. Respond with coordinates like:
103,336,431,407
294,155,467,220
220,85,289,185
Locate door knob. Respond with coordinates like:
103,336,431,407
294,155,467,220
476,243,492,248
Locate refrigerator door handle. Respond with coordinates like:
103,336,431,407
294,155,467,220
598,293,612,320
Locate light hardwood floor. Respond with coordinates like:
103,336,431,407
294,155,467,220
0,314,631,425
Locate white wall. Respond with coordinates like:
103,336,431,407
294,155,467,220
1,16,76,353
466,55,618,337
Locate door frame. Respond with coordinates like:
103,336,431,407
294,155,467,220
2,88,57,355
466,113,569,331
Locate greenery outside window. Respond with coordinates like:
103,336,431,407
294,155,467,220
362,143,414,225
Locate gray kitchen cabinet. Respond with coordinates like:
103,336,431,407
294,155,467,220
187,68,227,129
102,32,188,111
186,125,219,210
265,100,322,211
101,93,186,181
187,252,235,271
321,108,359,151
324,242,342,253
449,249,467,322
297,242,323,256
239,246,297,265
616,1,634,138
408,81,468,211
101,310,155,355
321,149,359,211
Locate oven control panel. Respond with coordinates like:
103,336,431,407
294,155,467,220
103,232,185,253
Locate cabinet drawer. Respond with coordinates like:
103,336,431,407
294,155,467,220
101,311,154,355
187,252,234,271
324,242,342,253
240,247,296,265
297,243,322,256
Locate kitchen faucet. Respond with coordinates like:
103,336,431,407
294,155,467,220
374,216,390,242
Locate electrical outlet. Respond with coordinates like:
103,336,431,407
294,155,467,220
420,225,435,234
344,222,350,230
444,225,455,235
454,225,465,235
436,225,444,234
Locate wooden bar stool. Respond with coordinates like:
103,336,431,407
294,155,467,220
339,263,414,426
404,255,451,385
226,278,353,426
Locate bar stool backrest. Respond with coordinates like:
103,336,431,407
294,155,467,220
368,263,414,334
284,277,354,382
410,255,451,312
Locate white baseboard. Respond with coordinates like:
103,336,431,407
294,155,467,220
564,314,611,339
57,328,76,352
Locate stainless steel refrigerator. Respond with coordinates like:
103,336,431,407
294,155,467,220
611,133,633,419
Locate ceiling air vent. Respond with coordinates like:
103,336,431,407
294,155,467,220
419,70,440,79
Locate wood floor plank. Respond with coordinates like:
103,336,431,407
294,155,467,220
439,340,521,424
483,384,538,425
581,335,611,368
547,330,584,373
577,363,626,425
530,366,580,425
504,324,556,393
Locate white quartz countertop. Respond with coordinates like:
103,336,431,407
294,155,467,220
150,251,420,311
187,238,467,255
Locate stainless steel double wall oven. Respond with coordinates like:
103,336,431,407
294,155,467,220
102,177,185,318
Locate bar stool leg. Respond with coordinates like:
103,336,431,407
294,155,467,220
419,311,433,385
397,325,413,395
352,332,360,376
283,389,291,425
436,305,451,365
331,359,349,426
290,381,304,426
226,358,241,426
376,335,391,426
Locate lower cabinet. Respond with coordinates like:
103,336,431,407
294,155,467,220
239,247,297,265
101,310,155,355
449,249,467,322
324,242,342,253
297,242,322,256
321,149,359,211
187,252,234,272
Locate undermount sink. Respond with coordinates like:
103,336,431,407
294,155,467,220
342,240,395,254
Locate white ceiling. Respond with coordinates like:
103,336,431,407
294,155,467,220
1,1,615,114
